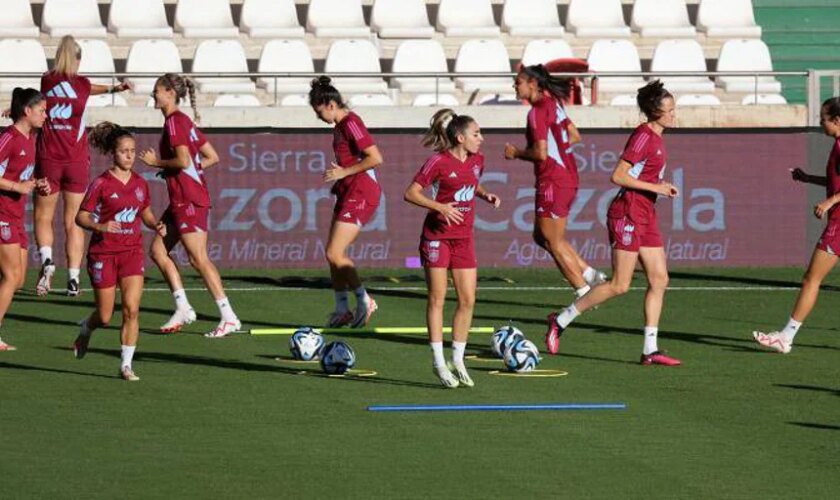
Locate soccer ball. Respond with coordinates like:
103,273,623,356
503,338,541,373
491,326,525,358
289,327,325,361
320,341,356,375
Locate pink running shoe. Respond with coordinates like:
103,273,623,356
351,296,378,328
752,331,792,354
327,310,355,328
640,351,682,366
544,312,564,355
0,340,17,352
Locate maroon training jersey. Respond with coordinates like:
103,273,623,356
526,94,579,186
607,124,668,224
826,137,840,220
332,112,380,199
80,170,151,255
159,110,211,208
413,151,485,240
38,72,92,166
0,126,36,222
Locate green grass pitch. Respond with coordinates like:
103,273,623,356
1,268,838,499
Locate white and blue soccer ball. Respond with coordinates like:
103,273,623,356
491,326,525,358
503,338,541,373
320,341,356,375
289,327,325,361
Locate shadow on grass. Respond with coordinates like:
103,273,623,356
0,360,115,379
775,384,840,396
788,422,840,431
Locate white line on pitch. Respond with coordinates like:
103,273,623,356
138,285,803,292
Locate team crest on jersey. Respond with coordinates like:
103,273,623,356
0,221,10,241
91,261,103,283
622,223,636,247
427,240,440,263
472,165,481,179
135,187,145,202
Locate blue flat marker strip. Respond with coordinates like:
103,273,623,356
368,403,627,412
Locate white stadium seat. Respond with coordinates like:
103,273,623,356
146,97,187,108
280,94,309,106
306,0,370,38
240,0,304,38
587,39,645,93
392,40,456,93
214,94,262,107
175,0,239,38
348,94,395,107
697,0,762,38
501,0,565,37
650,40,715,93
566,0,631,38
676,94,721,106
42,0,107,38
0,0,39,38
126,39,183,94
192,40,256,94
78,39,115,86
324,40,388,94
741,93,787,105
0,39,47,92
521,39,574,66
108,0,173,38
371,0,434,39
631,0,696,38
256,40,314,95
454,39,512,94
716,39,782,94
437,0,501,38
412,94,460,106
478,94,521,105
610,95,638,106
87,94,128,107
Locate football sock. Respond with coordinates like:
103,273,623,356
582,266,597,283
430,341,446,368
575,285,591,298
335,290,350,312
643,326,659,355
452,341,467,366
68,268,80,282
354,286,368,304
555,304,580,329
120,345,136,369
39,246,53,265
781,317,802,343
173,289,191,310
215,297,237,322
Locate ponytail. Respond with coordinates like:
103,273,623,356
637,80,673,121
422,109,476,152
309,76,346,108
519,64,573,103
10,87,45,122
155,73,201,122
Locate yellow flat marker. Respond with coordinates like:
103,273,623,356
465,354,502,362
297,369,378,378
251,326,495,335
488,369,568,378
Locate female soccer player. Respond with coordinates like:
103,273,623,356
309,76,383,328
35,35,131,297
404,109,500,388
543,81,681,366
0,88,50,351
74,123,165,380
504,65,606,305
753,97,840,354
140,73,241,338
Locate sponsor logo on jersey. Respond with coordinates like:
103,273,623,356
453,185,476,202
45,82,78,99
48,103,73,120
114,207,139,224
18,149,25,156
342,212,352,218
110,193,119,199
448,172,457,178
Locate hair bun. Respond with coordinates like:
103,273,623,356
311,76,332,89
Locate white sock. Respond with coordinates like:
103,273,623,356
643,326,658,355
39,246,53,264
68,268,80,282
781,317,802,343
452,341,467,366
335,290,350,312
354,286,368,304
120,345,136,369
575,285,591,298
172,289,191,310
430,341,446,368
555,304,580,329
215,296,238,322
582,266,597,283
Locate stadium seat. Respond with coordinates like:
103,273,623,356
348,94,395,107
716,39,782,94
697,0,762,38
454,40,513,94
742,93,787,105
108,0,173,38
192,40,256,94
214,94,262,107
175,0,239,38
391,40,456,93
87,94,128,107
256,40,314,95
324,40,388,94
412,94,460,106
521,39,574,66
587,39,645,93
501,0,565,37
478,94,521,105
631,0,696,38
0,0,39,38
676,94,721,106
650,40,715,93
609,95,637,106
126,39,183,94
566,0,631,38
42,0,107,38
280,94,309,106
306,0,370,38
0,39,47,92
78,39,116,86
146,97,186,108
240,0,304,38
371,0,434,39
437,0,501,38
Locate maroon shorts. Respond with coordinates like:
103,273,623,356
816,218,840,255
607,214,663,252
535,180,577,219
420,238,477,269
163,203,210,235
87,249,145,289
334,194,380,227
38,160,89,194
0,218,27,248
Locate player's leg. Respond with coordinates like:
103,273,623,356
16,244,27,291
326,221,376,328
0,243,22,350
150,214,196,333
534,216,588,294
425,264,458,388
117,274,144,381
637,246,680,365
325,218,353,327
62,191,86,296
74,285,116,360
34,191,59,296
450,264,477,387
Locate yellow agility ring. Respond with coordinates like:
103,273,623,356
488,369,568,378
465,354,502,362
274,356,319,364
